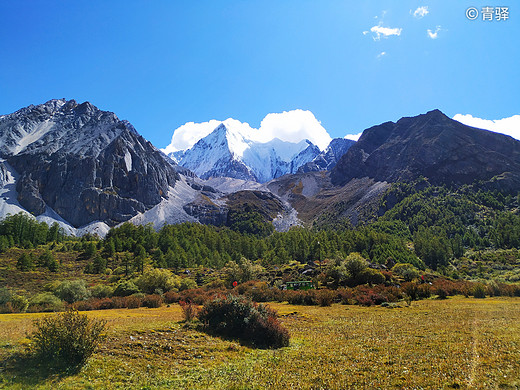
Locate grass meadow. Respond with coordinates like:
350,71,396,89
0,297,519,389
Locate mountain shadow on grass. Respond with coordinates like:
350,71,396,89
0,350,83,387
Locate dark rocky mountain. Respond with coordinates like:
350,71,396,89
331,109,520,189
298,138,355,173
0,99,180,227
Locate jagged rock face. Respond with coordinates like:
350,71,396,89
331,110,520,188
183,196,228,226
298,138,355,173
183,190,286,228
0,162,11,188
0,99,180,227
225,190,285,220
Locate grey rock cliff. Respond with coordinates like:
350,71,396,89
0,99,180,227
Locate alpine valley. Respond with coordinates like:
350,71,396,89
0,99,519,238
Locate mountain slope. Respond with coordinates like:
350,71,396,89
331,109,520,188
298,138,355,173
0,99,180,227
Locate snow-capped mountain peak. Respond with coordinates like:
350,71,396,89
172,123,321,183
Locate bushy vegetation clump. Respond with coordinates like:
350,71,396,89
0,287,29,313
27,309,106,369
54,279,90,303
28,292,65,312
198,295,289,348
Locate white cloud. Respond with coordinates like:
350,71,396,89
412,6,429,19
427,26,441,39
369,24,402,41
162,109,333,153
257,110,332,150
345,132,362,141
453,114,520,140
377,51,387,59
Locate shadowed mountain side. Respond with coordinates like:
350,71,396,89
331,110,520,189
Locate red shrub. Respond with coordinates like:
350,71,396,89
235,281,281,302
180,288,228,305
283,290,317,306
97,298,114,310
179,300,198,322
110,296,126,309
73,299,96,311
336,288,354,305
163,291,180,304
353,285,387,306
315,289,335,307
125,295,142,309
142,294,163,308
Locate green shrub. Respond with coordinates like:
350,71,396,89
179,277,197,291
9,294,28,312
16,253,34,271
28,292,65,312
392,263,420,282
90,284,114,299
28,309,106,368
358,268,386,285
135,267,179,294
38,250,58,271
113,280,140,297
54,280,90,303
473,283,486,298
199,295,289,348
0,287,12,305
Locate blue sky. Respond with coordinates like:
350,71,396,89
0,1,518,149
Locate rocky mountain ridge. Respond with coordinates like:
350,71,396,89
0,99,180,228
331,109,520,188
1,101,519,236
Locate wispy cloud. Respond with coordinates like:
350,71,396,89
374,10,387,20
427,26,441,39
453,114,520,140
412,6,429,19
369,24,402,41
377,51,387,59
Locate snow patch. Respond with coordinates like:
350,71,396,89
124,150,132,171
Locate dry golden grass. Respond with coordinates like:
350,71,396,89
0,297,519,389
